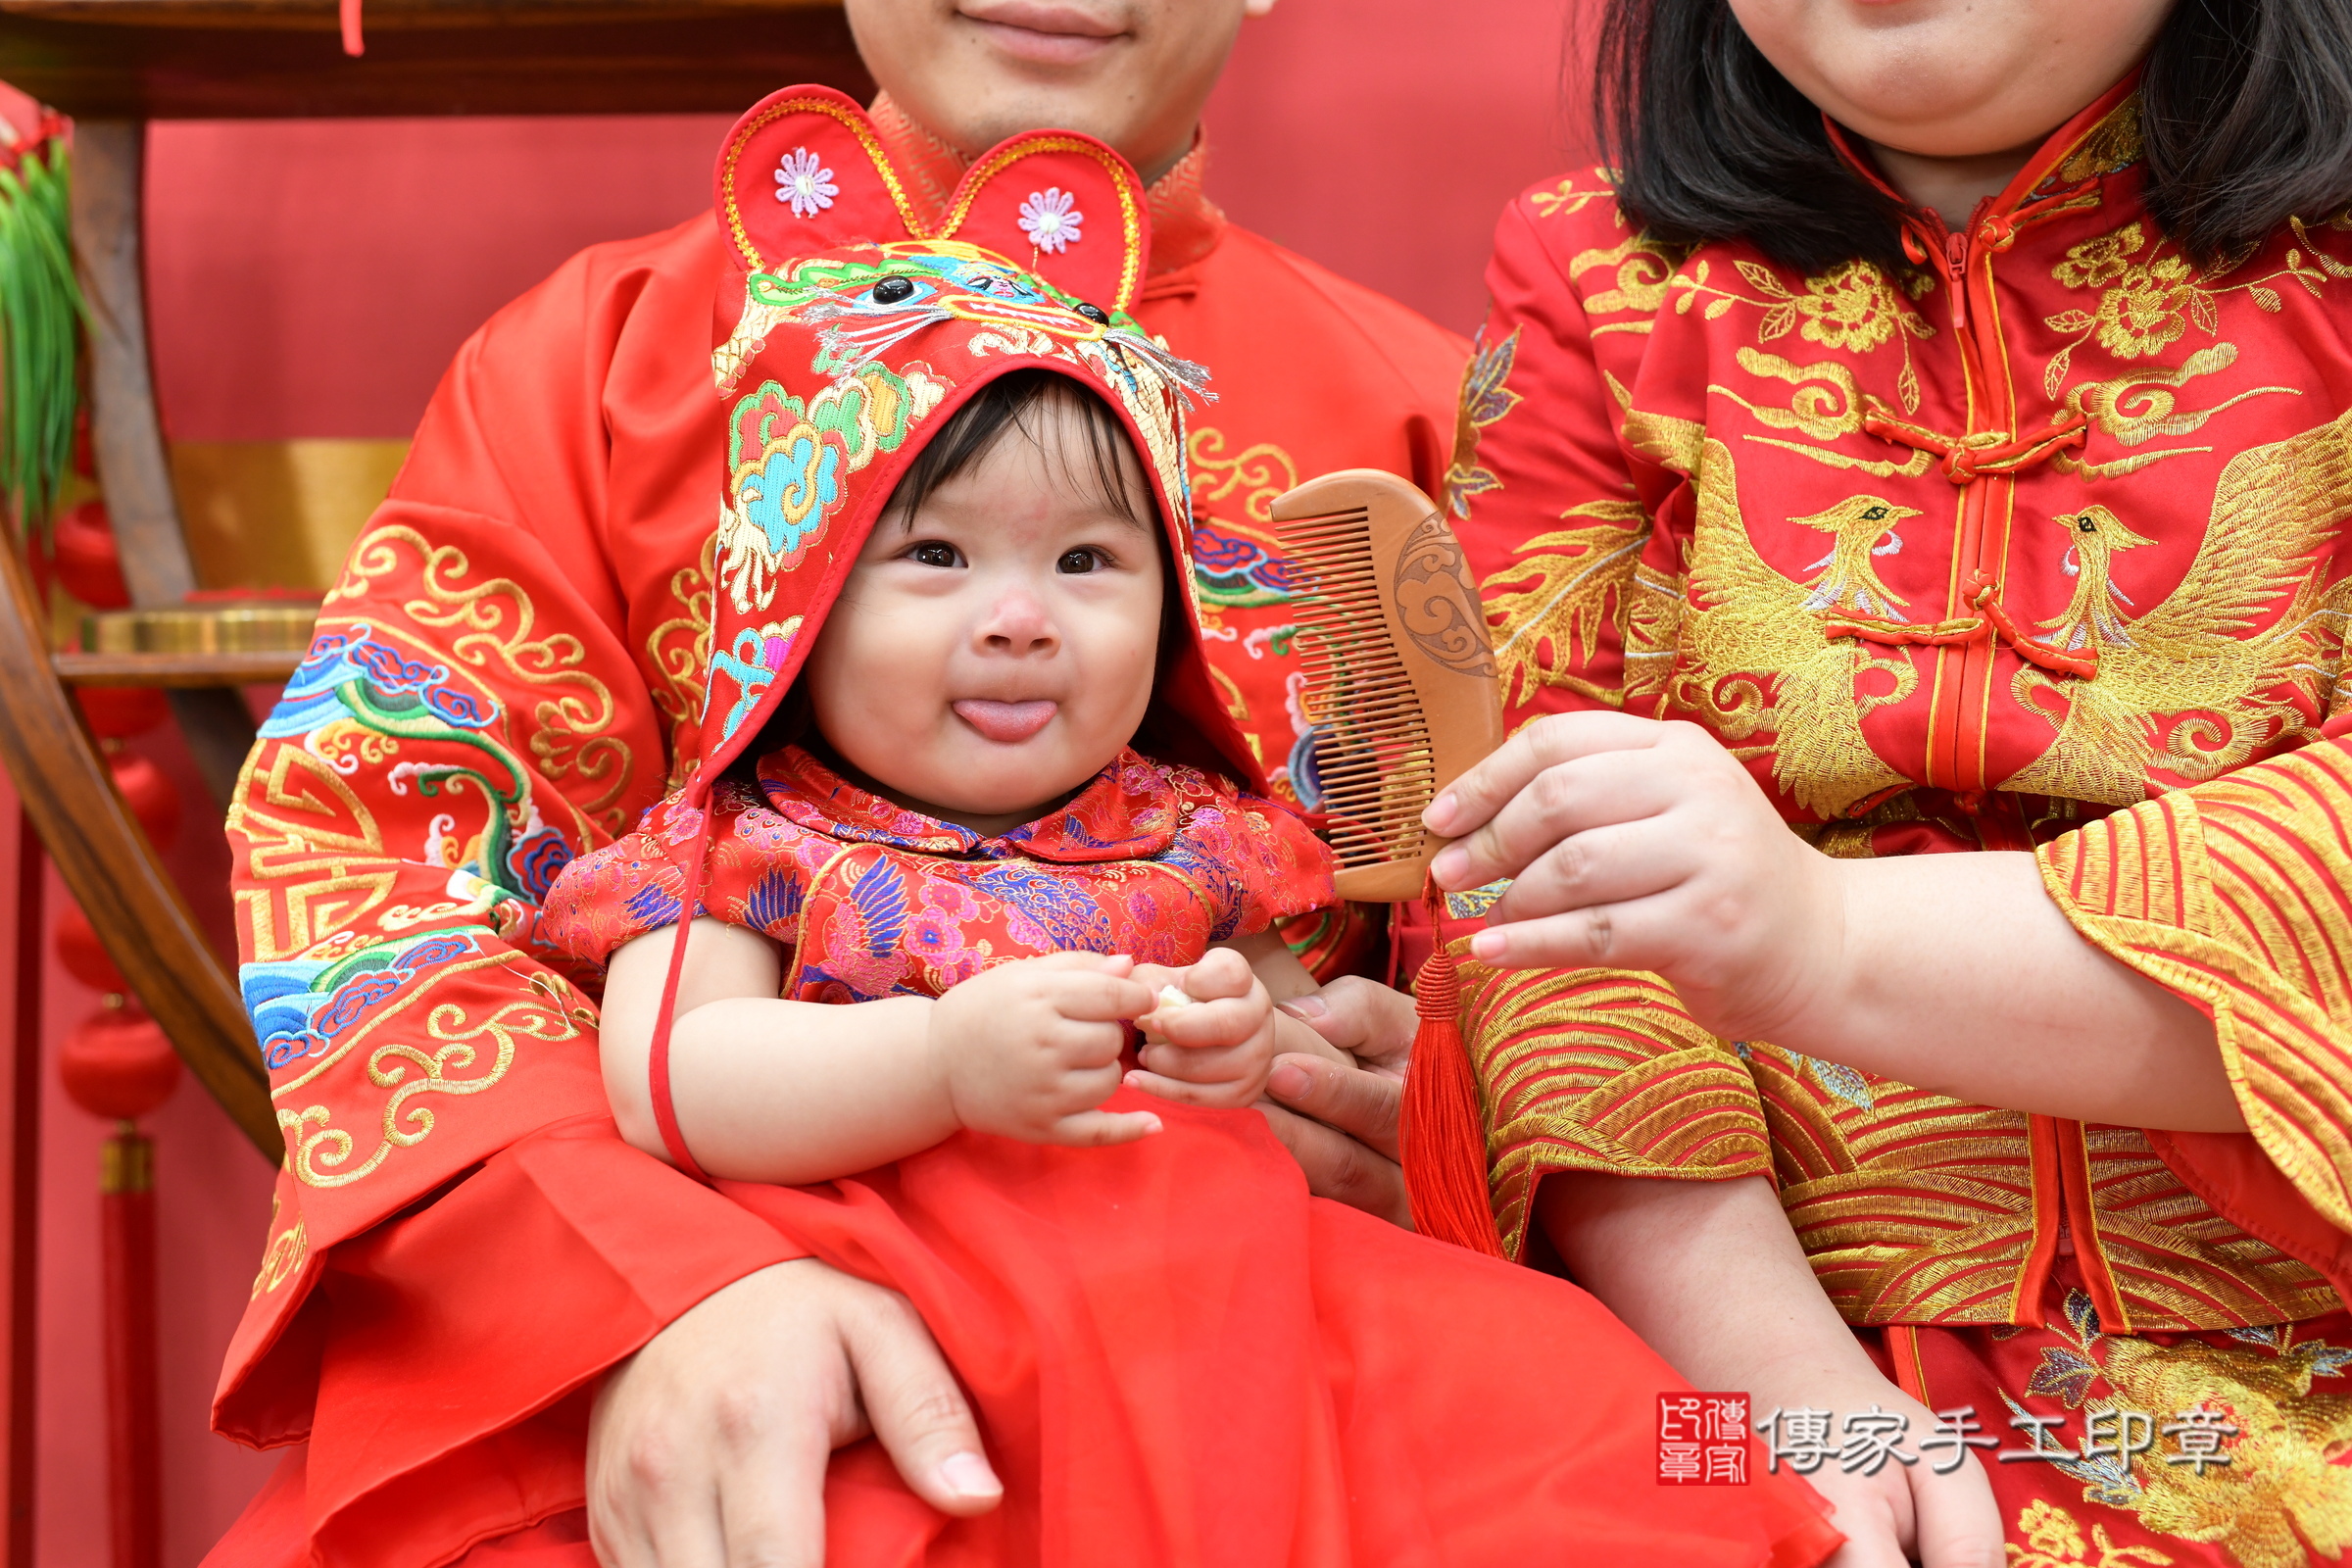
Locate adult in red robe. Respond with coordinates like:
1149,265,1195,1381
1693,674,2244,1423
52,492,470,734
208,5,1469,1566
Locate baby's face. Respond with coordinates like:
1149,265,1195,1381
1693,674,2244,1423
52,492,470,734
803,399,1164,834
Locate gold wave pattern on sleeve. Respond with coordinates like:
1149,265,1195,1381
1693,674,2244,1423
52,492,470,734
1452,943,2333,1325
1750,1043,2334,1327
2039,741,2352,1233
1455,955,1770,1259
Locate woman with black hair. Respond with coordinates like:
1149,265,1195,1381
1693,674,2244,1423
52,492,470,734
1371,0,2352,1563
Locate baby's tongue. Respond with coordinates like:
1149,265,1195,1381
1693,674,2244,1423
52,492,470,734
953,699,1056,744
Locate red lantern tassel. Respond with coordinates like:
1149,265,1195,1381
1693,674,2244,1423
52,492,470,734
101,1127,159,1568
1398,887,1505,1258
339,0,365,56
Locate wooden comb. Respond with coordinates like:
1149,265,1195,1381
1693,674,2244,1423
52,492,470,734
1273,469,1504,902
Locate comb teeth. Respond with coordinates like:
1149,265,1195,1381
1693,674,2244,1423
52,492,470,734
1280,506,1438,870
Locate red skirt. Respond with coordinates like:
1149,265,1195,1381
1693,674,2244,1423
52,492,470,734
220,1093,1838,1567
724,1093,1833,1566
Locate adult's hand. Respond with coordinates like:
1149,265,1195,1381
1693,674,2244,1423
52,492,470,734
1258,975,1415,1228
588,1258,1003,1568
1422,711,2233,1130
1420,711,1839,1044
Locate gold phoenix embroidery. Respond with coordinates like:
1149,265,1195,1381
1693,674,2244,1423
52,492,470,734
2002,405,2352,805
1673,438,1914,816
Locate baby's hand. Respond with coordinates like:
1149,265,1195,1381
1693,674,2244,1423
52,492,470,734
928,953,1162,1147
1125,948,1278,1108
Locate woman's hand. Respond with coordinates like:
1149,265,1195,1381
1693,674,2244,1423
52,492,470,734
588,1259,1003,1568
1421,711,2236,1128
1751,1372,2005,1568
1544,1173,2003,1568
1422,710,1842,1045
1256,975,1416,1227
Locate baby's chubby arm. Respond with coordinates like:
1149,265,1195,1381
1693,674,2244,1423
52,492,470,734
1125,929,1361,1108
601,918,1162,1185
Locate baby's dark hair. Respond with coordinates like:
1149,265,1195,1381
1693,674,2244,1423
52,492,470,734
887,367,1152,529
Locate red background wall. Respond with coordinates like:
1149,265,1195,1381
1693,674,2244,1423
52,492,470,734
27,1,1592,1559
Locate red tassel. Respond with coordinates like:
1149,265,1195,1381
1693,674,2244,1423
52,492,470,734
1398,885,1505,1258
339,0,365,56
647,784,716,1183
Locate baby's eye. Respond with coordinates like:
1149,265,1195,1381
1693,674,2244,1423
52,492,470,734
907,541,964,568
1057,547,1109,574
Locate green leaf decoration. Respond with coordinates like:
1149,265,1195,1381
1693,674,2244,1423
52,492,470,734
0,122,83,540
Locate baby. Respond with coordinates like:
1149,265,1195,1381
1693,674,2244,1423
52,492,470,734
569,368,1349,1189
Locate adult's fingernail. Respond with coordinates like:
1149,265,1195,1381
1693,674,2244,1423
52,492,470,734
940,1451,1002,1500
1424,790,1458,831
1470,929,1506,961
1430,844,1469,886
1275,995,1329,1020
1268,1061,1310,1101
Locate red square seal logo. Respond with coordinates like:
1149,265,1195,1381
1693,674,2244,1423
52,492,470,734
1658,1393,1749,1485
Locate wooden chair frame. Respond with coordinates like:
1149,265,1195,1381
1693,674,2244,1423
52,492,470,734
0,7,870,1556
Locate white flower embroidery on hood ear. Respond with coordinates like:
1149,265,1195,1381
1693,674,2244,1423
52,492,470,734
1017,187,1083,254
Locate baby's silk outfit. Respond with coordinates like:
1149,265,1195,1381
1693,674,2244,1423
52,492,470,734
534,743,1837,1567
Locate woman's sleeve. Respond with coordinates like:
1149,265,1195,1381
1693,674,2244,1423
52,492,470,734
2037,736,2352,1286
220,242,807,1568
1448,180,1772,1259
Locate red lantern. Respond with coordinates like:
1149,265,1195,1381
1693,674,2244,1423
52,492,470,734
53,499,129,611
76,686,168,741
59,1005,180,1123
54,902,126,995
106,751,178,853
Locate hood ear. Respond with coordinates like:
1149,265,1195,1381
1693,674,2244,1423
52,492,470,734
716,85,927,270
716,85,1152,316
932,133,1151,315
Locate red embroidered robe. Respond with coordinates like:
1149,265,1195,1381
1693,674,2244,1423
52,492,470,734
213,112,1463,1568
1448,74,2352,1561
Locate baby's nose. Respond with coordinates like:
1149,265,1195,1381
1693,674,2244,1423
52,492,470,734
976,588,1058,652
